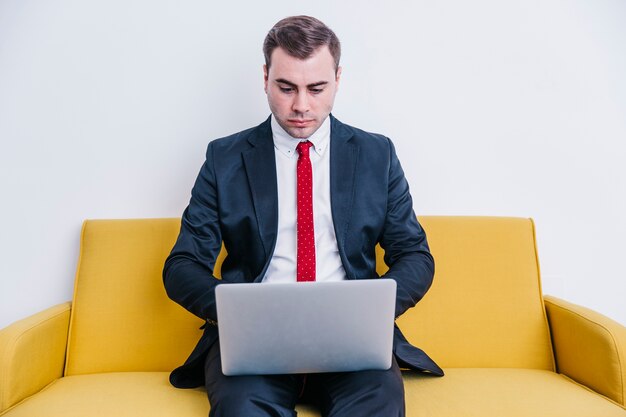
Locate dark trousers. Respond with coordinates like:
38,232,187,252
204,341,405,417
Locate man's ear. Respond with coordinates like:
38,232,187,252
335,66,342,89
263,64,269,93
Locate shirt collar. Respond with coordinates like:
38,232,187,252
271,115,330,158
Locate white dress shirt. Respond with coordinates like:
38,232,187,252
262,115,346,283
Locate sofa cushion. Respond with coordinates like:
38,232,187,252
65,219,203,376
404,368,626,417
1,373,207,417
2,370,624,417
389,217,555,370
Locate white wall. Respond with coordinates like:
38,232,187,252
1,0,625,329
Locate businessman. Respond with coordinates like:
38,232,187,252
164,15,443,417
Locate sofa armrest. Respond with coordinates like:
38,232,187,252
544,295,626,408
0,303,71,412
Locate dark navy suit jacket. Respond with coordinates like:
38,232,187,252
163,115,443,388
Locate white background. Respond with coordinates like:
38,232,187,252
1,0,625,329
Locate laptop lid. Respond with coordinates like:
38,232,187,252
215,279,396,376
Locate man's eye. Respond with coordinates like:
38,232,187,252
310,88,323,94
279,87,294,93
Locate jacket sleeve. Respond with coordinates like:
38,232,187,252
379,138,435,318
163,142,223,322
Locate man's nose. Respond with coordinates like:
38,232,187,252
292,91,310,113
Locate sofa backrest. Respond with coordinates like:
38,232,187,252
65,219,203,375
389,216,554,370
64,216,555,375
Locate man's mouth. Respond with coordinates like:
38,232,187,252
288,119,314,127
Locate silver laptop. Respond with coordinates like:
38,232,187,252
215,279,397,376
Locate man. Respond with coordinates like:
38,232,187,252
163,15,443,417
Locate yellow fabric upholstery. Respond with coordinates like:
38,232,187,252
67,216,555,375
65,219,204,375
402,368,626,417
545,295,626,407
2,216,625,416
0,303,70,411
0,373,207,417
2,369,625,417
387,216,554,370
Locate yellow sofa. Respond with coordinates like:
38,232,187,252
1,217,625,416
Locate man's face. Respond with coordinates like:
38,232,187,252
264,46,341,139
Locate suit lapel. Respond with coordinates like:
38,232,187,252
329,115,358,258
242,117,278,260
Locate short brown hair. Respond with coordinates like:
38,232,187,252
263,16,341,72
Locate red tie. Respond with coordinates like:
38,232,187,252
296,141,316,282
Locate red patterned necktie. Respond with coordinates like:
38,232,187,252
296,141,316,282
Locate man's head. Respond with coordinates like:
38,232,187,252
263,16,342,139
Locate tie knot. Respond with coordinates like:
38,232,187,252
296,141,314,157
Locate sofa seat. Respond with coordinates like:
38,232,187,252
2,369,623,417
0,373,208,417
404,369,625,417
